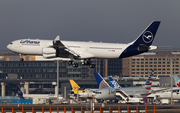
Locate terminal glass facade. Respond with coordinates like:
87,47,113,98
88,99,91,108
0,61,82,79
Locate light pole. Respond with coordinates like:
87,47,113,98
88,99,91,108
77,87,79,103
56,60,59,100
169,58,176,105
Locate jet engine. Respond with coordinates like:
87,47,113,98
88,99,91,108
138,44,149,52
42,47,57,58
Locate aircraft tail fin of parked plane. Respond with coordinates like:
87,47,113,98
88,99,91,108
17,86,24,99
94,72,111,89
173,74,180,88
143,70,154,90
69,79,85,94
108,70,154,90
108,76,121,88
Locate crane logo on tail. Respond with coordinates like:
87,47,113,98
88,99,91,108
142,31,153,43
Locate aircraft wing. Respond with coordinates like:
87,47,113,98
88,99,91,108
138,88,169,97
53,35,80,58
138,92,152,97
150,88,170,94
52,35,95,59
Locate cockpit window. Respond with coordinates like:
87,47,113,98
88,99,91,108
10,43,13,45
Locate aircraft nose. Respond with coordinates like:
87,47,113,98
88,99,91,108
7,44,12,50
93,93,97,98
7,44,10,49
92,93,95,97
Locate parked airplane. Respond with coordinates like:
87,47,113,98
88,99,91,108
108,70,154,95
7,21,160,68
69,79,94,98
147,74,180,101
94,70,154,98
17,86,63,100
94,72,152,104
173,74,180,88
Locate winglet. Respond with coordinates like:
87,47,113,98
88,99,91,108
53,35,60,43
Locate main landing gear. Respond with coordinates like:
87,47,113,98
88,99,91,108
82,59,96,68
68,61,79,67
68,59,96,68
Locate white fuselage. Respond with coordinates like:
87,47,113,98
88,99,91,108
7,39,129,59
94,87,149,100
94,88,117,100
120,87,148,96
22,94,63,100
7,21,160,60
148,90,180,100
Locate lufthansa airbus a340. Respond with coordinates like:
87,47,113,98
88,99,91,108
7,21,161,68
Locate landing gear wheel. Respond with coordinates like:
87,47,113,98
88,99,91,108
19,58,24,61
68,61,73,65
89,64,95,68
82,60,90,65
72,63,78,67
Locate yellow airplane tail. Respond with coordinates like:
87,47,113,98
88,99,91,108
69,79,85,94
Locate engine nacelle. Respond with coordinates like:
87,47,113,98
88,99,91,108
42,47,56,54
138,44,148,52
42,47,57,58
43,53,56,59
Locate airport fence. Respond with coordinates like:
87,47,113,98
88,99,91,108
1,105,157,113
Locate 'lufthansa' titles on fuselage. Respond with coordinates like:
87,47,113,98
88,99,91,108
20,40,40,46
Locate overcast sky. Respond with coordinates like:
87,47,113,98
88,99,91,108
1,0,180,50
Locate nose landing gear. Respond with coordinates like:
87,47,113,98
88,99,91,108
19,54,24,61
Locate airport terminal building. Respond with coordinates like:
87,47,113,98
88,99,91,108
0,48,180,96
123,48,180,77
0,50,123,96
